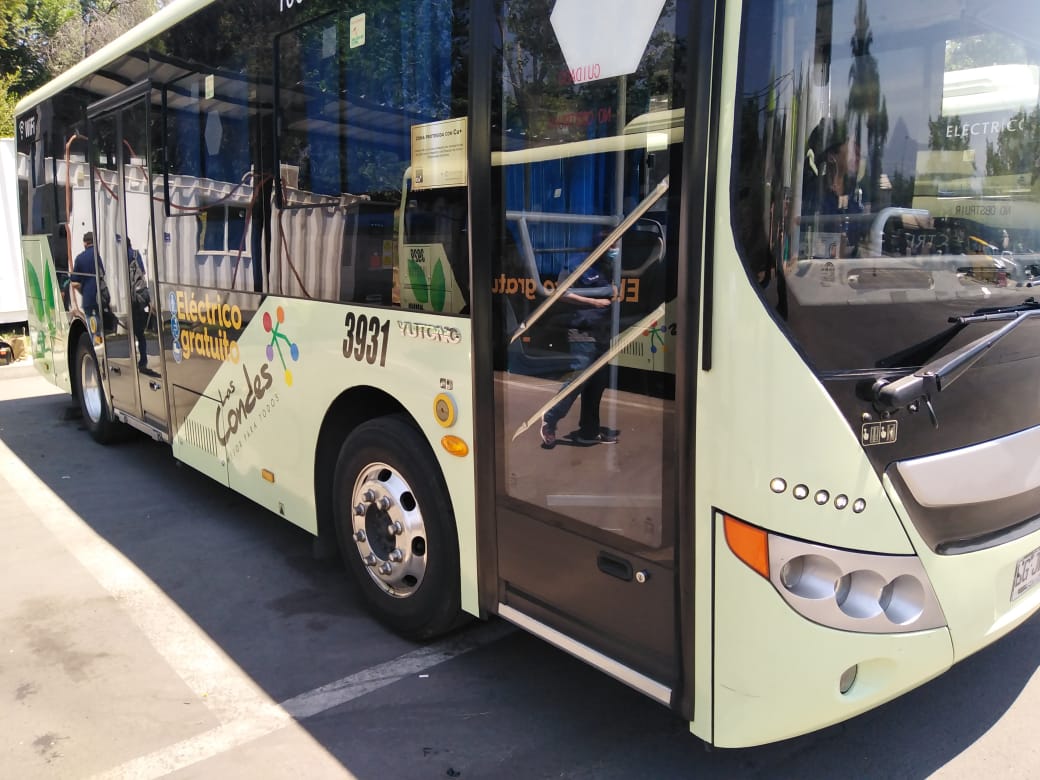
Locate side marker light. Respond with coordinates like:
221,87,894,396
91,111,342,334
441,435,469,457
723,514,769,579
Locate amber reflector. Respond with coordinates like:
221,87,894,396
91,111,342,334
723,514,769,579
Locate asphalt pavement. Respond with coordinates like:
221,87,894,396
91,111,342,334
1,361,1039,779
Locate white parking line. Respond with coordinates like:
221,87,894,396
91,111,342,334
91,623,513,780
0,434,512,779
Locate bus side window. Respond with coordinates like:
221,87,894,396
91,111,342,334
273,1,470,309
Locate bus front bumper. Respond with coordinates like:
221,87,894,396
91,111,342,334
710,508,1040,748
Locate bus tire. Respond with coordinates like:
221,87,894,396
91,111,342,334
332,414,464,640
75,332,117,444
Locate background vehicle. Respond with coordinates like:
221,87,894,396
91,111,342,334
1,138,27,326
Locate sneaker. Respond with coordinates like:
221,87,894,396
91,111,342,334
575,431,618,445
540,421,557,449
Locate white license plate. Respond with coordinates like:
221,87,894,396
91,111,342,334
1011,546,1040,601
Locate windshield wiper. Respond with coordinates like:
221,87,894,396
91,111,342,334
876,298,1040,369
872,298,1040,424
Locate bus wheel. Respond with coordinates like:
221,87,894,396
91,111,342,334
76,332,116,444
333,414,463,640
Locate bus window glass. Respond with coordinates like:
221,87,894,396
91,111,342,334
274,2,469,308
491,1,686,548
163,73,256,293
734,0,1040,373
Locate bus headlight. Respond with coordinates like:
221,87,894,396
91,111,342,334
724,514,946,634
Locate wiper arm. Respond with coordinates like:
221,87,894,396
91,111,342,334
954,296,1040,323
876,297,1040,369
873,305,1040,418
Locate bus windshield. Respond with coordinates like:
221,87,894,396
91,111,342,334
734,0,1040,456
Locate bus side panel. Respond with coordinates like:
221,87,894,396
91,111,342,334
20,235,69,390
170,384,230,487
711,514,953,748
167,293,479,616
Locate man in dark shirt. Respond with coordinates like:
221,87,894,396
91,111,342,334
127,238,149,368
71,232,105,318
540,236,620,447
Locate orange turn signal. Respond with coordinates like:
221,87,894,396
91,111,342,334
441,435,470,457
723,514,769,579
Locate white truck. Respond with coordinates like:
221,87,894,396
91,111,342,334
1,137,27,325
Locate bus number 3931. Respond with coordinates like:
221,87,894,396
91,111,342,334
343,313,390,367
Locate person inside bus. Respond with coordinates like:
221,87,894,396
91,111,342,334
71,231,106,322
802,123,864,257
540,232,619,448
127,238,150,370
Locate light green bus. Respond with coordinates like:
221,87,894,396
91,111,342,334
15,0,1040,747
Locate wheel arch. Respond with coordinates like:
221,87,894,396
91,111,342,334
314,386,446,553
67,318,93,402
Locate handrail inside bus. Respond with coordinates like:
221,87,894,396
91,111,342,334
511,303,666,441
491,109,684,168
508,211,618,299
509,176,669,345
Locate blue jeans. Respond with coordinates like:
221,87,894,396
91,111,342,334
542,339,608,439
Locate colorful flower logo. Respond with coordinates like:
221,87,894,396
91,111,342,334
263,306,300,386
645,321,670,354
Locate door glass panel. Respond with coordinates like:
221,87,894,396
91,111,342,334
120,100,159,376
90,111,140,415
492,2,686,548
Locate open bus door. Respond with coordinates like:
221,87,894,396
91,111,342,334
88,88,169,434
486,0,691,709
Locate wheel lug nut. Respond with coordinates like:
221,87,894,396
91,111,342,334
354,503,366,516
389,521,404,535
389,548,403,563
378,496,392,510
364,553,377,567
363,490,376,502
379,562,393,575
355,530,367,543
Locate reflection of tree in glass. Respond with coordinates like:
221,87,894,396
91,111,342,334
498,0,682,146
845,0,887,208
985,107,1040,187
946,33,1027,71
927,115,971,152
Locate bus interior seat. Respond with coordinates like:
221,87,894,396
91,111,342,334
620,219,665,276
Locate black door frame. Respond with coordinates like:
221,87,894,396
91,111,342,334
466,0,719,720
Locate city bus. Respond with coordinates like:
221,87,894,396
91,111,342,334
13,0,1040,748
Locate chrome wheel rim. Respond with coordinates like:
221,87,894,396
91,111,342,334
350,461,427,598
80,349,103,423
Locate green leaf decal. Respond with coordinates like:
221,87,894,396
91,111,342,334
408,257,429,303
430,259,446,312
42,262,56,331
25,261,45,322
44,262,55,309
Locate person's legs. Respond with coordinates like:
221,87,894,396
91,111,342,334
541,384,578,447
541,339,594,447
576,365,610,441
134,311,147,367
